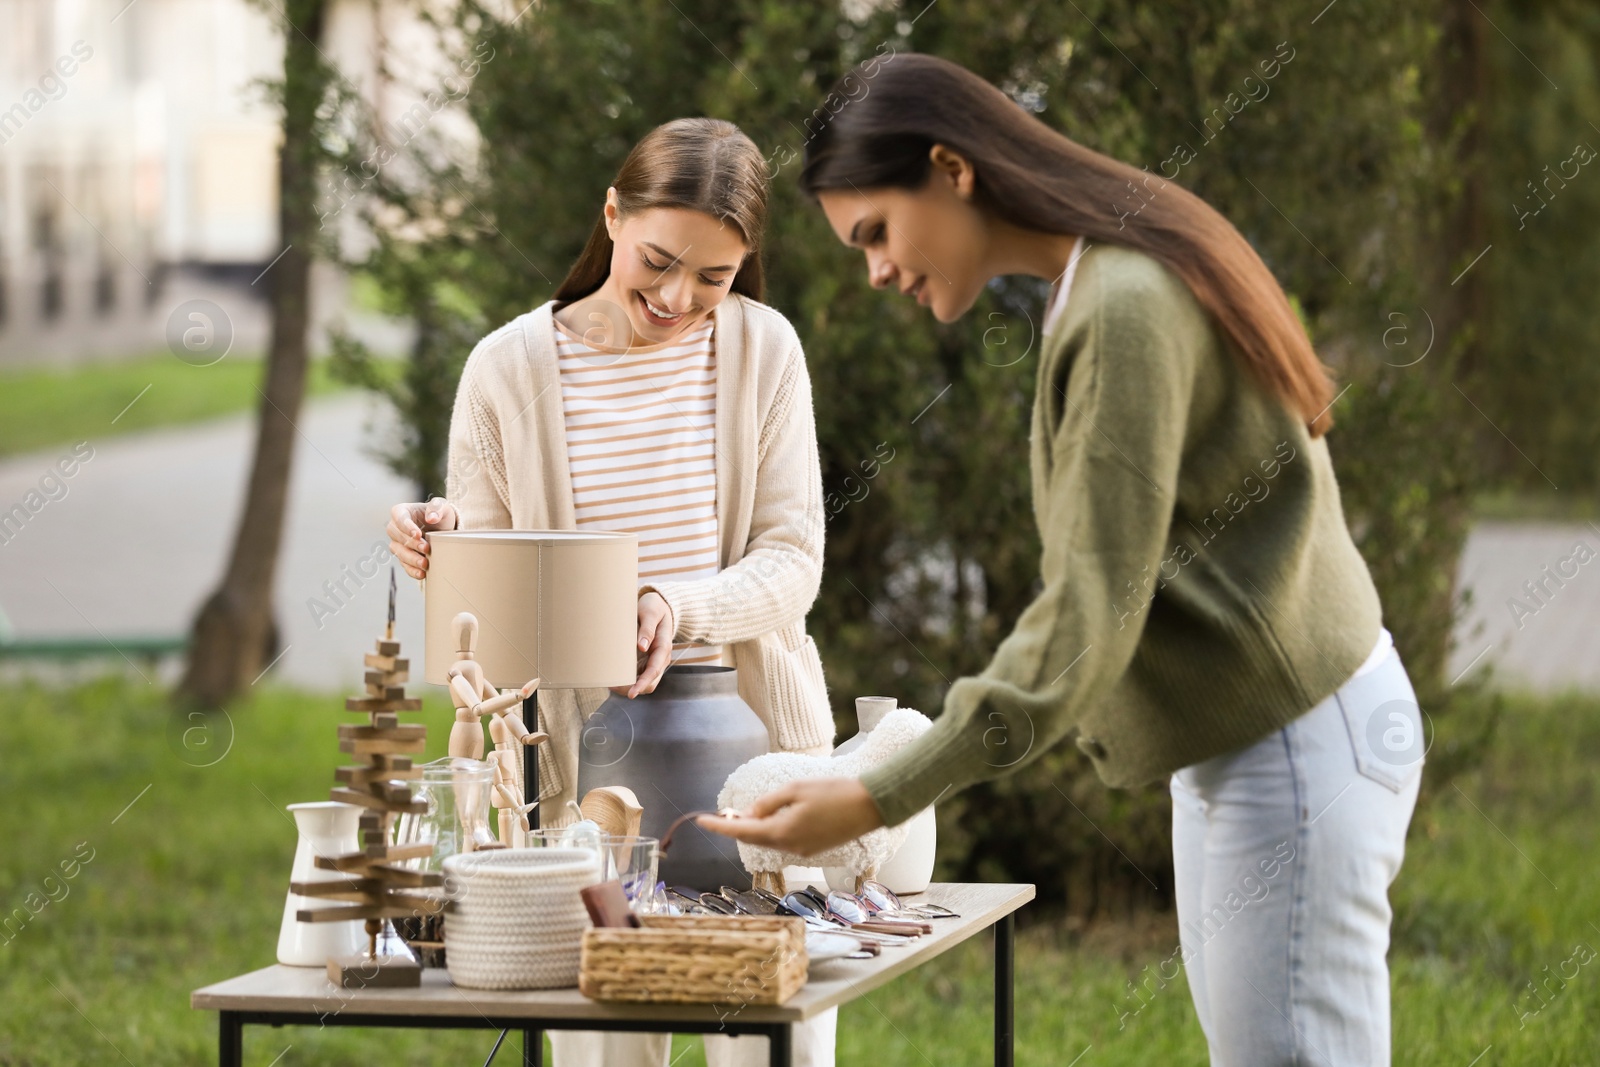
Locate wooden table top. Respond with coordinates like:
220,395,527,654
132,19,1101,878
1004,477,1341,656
192,881,1035,1025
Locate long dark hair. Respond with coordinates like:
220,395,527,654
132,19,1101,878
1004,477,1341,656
799,54,1338,436
553,118,769,306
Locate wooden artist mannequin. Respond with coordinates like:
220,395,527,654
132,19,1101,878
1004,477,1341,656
444,612,547,845
489,715,538,846
445,612,547,755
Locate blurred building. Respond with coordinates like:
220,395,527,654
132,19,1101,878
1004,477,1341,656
0,0,433,369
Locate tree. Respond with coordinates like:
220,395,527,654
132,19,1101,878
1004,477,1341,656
177,0,336,710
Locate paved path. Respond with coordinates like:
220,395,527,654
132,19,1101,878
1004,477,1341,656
0,396,1595,695
1447,520,1600,692
0,392,422,694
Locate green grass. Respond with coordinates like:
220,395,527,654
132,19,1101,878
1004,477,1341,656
0,354,366,459
0,675,1595,1065
1472,489,1600,523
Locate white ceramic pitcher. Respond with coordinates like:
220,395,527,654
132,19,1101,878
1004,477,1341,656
276,801,366,966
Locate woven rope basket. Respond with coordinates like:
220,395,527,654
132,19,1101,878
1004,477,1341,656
443,848,598,990
579,914,808,1005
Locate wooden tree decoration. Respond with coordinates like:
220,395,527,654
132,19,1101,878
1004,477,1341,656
292,567,444,988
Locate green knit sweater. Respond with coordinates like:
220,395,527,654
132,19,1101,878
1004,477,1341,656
858,243,1383,827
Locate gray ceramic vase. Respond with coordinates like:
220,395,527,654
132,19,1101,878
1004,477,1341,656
577,665,769,890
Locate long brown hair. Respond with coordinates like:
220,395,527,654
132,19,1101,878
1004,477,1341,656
553,118,769,306
799,54,1337,436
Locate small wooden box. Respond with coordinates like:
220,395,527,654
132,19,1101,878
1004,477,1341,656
579,914,807,1006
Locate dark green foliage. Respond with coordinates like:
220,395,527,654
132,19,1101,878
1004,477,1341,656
327,0,1594,914
1457,3,1600,493
325,264,482,500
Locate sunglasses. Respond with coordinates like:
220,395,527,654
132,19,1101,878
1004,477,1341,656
856,879,960,920
663,883,895,954
664,885,719,915
717,886,781,915
659,884,778,918
778,885,924,941
824,889,932,933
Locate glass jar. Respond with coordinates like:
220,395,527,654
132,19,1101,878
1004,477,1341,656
393,756,497,870
391,757,495,967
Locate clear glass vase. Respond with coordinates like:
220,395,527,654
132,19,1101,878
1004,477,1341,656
393,756,497,869
391,756,495,966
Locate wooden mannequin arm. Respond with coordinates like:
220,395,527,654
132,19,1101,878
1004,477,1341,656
472,688,527,719
447,673,482,715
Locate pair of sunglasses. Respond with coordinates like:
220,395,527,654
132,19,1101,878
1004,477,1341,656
660,885,704,913
779,885,925,938
855,879,961,920
824,889,932,933
662,884,785,917
664,885,725,915
722,885,784,915
780,898,910,948
778,885,828,918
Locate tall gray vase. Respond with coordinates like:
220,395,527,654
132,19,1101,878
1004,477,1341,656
577,665,769,890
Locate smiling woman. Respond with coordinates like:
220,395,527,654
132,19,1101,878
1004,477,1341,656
384,117,839,1067
549,118,767,347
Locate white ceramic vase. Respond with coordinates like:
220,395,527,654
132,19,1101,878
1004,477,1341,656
823,697,938,895
276,801,366,966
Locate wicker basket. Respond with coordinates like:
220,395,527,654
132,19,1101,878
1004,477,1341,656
579,914,808,1005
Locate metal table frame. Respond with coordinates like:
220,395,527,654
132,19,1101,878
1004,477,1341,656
216,1009,794,1067
210,911,1017,1067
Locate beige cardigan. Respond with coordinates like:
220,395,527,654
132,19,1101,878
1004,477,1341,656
441,293,836,816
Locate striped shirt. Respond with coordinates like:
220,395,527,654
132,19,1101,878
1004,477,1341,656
554,313,724,666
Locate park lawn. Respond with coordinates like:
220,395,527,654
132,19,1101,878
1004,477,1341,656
1471,489,1600,522
0,354,368,460
0,674,1594,1065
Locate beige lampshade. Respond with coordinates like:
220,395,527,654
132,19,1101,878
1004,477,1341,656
422,530,639,688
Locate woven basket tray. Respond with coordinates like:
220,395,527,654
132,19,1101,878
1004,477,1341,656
579,914,808,1005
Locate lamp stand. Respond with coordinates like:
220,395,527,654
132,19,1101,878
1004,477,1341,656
523,689,540,831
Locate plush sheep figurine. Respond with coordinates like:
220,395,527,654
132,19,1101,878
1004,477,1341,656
717,707,933,894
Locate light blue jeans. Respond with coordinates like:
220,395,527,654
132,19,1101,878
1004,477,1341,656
1169,645,1423,1066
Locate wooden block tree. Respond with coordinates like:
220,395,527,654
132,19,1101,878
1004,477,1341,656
293,567,444,988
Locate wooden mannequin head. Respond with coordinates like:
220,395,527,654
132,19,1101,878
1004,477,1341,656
450,612,485,690
452,612,479,656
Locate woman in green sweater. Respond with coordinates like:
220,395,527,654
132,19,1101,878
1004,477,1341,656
704,54,1422,1066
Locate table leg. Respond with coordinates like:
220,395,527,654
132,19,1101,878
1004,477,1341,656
767,1022,792,1067
219,1012,242,1067
994,912,1015,1066
523,1027,543,1066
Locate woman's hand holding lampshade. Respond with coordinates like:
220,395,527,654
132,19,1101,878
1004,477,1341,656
386,498,459,579
613,591,674,698
388,495,675,698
